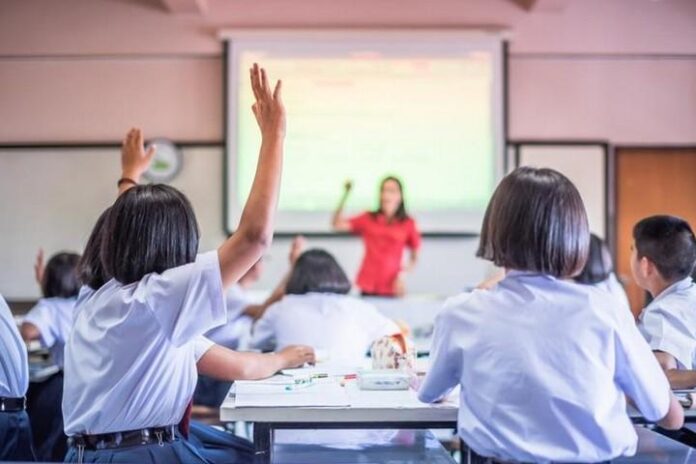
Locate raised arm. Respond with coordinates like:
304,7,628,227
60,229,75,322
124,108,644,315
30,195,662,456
197,344,315,381
332,180,353,232
119,128,156,196
217,64,286,288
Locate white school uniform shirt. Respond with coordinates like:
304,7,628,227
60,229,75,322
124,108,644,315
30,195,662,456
205,284,253,350
638,276,696,369
419,271,670,463
250,293,400,366
63,251,226,435
596,272,631,313
0,294,29,398
23,296,77,369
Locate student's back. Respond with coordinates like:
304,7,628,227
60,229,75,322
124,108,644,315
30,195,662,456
419,166,683,463
428,273,658,461
252,292,398,366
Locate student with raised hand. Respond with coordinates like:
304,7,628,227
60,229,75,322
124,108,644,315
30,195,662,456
62,64,314,464
250,248,401,367
630,215,696,387
0,293,35,461
21,250,81,461
418,167,683,463
574,233,630,312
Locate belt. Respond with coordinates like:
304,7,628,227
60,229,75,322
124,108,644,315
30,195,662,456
0,397,26,412
68,425,178,451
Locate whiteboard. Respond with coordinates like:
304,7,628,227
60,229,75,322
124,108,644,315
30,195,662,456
516,143,608,239
224,29,506,234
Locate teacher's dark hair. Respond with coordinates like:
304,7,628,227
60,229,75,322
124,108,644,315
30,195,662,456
101,184,200,284
78,207,111,290
42,252,81,298
286,249,352,295
373,176,409,222
574,234,613,285
476,166,589,278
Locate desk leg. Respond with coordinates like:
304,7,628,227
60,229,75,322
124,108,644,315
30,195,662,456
253,422,273,464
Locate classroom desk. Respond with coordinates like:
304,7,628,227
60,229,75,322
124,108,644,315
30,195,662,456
616,426,696,463
220,380,458,464
629,406,696,424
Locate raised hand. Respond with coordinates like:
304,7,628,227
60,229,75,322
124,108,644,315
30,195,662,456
34,248,45,287
250,63,286,139
121,128,156,181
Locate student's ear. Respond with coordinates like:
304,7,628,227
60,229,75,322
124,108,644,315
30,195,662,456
641,257,657,280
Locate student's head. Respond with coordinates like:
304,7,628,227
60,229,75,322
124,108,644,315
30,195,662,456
42,252,81,298
476,167,589,278
101,184,199,285
285,249,352,295
78,207,111,290
377,176,408,221
631,215,696,290
574,234,614,285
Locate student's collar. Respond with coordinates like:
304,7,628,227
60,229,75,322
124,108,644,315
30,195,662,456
651,276,694,304
505,270,555,280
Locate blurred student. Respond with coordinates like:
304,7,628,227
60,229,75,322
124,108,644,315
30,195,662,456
332,177,421,297
21,250,80,461
62,65,315,464
195,236,305,408
419,167,683,463
250,248,401,367
0,293,35,461
630,215,696,388
574,233,630,311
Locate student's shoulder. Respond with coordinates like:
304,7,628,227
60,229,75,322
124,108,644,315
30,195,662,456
437,290,485,321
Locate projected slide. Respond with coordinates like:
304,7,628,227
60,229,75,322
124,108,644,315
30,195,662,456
226,32,504,234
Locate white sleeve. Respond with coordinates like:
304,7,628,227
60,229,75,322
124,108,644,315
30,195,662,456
136,251,227,347
249,304,279,352
194,336,215,362
640,303,695,369
418,309,462,404
23,300,57,348
616,309,671,422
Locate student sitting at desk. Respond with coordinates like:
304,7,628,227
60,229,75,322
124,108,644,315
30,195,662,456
630,215,696,388
0,293,35,461
250,248,401,367
418,167,683,463
62,65,315,464
573,233,630,311
21,250,81,461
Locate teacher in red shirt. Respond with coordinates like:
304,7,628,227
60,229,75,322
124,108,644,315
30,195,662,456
332,176,421,297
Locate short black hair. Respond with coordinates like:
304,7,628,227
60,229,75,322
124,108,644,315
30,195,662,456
476,166,589,278
78,207,111,290
574,234,614,285
42,252,81,298
286,249,352,295
101,184,200,284
633,215,696,282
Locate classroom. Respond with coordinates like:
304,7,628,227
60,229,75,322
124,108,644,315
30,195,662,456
1,0,696,463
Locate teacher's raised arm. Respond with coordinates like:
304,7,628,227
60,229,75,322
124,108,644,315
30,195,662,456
331,180,353,232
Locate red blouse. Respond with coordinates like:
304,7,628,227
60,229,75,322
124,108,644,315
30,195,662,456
349,212,422,296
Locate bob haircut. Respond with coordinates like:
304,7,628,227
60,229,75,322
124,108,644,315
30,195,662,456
476,166,589,278
373,176,409,222
633,215,696,282
574,234,613,285
101,184,200,285
42,252,81,298
78,207,111,290
286,249,352,295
